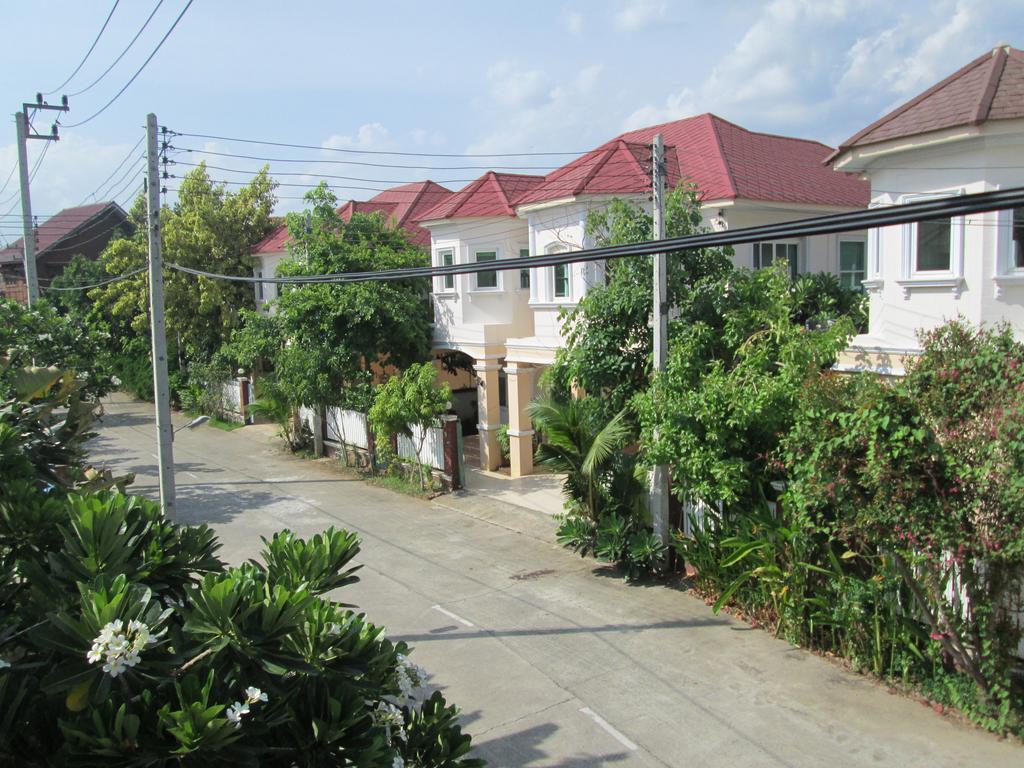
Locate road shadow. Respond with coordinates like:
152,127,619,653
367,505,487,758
473,720,630,766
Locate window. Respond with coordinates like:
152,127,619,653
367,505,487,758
916,217,951,271
438,249,454,290
498,371,508,408
256,271,263,301
554,263,569,298
839,240,866,291
519,248,530,289
1014,208,1024,270
753,241,799,279
475,251,497,289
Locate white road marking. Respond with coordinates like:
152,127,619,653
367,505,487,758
431,605,474,627
579,707,638,751
150,453,159,460
184,472,199,479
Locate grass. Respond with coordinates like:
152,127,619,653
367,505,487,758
362,472,436,499
207,416,244,432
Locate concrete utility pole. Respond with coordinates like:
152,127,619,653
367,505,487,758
146,112,176,516
649,133,670,552
15,97,68,305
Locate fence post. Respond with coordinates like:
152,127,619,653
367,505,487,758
237,376,250,424
366,417,377,472
441,415,462,491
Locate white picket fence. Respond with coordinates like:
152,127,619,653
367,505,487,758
397,423,446,471
326,408,369,449
218,379,244,422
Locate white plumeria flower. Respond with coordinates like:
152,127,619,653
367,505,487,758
245,687,268,704
392,756,404,768
86,645,104,664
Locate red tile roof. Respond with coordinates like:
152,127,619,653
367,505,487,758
833,44,1024,156
414,172,547,221
0,202,126,264
516,113,868,209
251,180,453,253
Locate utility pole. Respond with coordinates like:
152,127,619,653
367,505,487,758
146,113,176,516
15,96,68,305
650,133,670,554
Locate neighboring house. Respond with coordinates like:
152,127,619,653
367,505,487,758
250,180,453,311
418,113,869,476
831,43,1024,375
0,201,131,304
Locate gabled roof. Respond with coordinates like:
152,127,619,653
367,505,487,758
832,44,1024,157
415,171,546,221
251,180,453,253
516,113,869,209
0,201,128,264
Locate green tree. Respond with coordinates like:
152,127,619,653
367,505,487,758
271,184,433,413
555,184,733,415
368,363,451,489
634,265,854,512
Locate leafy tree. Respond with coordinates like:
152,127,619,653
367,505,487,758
271,184,433,416
634,265,854,512
368,363,451,489
555,184,732,415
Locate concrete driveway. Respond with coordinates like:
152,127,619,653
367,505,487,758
89,394,1022,767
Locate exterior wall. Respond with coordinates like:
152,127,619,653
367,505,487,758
426,217,533,354
847,123,1024,357
252,251,290,313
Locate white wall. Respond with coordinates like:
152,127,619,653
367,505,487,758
426,217,533,350
252,251,290,313
857,123,1024,351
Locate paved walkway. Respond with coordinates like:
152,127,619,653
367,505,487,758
89,394,1022,767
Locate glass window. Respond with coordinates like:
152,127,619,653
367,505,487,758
256,271,263,301
1013,208,1024,270
475,251,497,289
753,242,799,280
839,240,866,291
519,248,530,289
916,217,951,271
439,249,454,290
498,371,508,408
554,263,569,298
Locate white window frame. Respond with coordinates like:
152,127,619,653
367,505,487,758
838,237,867,292
473,248,501,292
546,242,571,301
993,206,1024,297
752,240,801,279
898,190,965,297
435,247,456,294
255,270,264,301
518,247,530,291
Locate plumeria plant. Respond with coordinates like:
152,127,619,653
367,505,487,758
0,365,483,766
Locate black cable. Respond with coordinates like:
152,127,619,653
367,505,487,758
44,0,120,95
166,186,1024,286
68,1,166,98
170,130,583,158
80,135,145,204
64,0,194,128
45,266,145,291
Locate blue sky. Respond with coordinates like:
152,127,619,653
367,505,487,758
1,0,1021,233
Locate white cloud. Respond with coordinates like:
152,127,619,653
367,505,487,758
322,123,391,151
622,88,697,130
486,62,550,109
563,8,584,35
613,0,667,32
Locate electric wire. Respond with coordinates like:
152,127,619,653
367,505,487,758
64,0,194,128
80,135,146,204
44,266,145,291
43,0,120,95
67,1,166,98
165,186,1024,286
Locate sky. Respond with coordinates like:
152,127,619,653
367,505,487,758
0,0,1021,239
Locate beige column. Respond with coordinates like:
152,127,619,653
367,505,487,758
474,359,503,471
505,362,536,477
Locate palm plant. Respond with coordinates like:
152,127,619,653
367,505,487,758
528,396,634,520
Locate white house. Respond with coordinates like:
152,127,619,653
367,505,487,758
831,44,1024,374
416,114,870,477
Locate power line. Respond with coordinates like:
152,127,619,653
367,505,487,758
169,130,584,158
64,0,194,128
0,163,18,202
68,1,166,98
80,135,145,204
44,0,121,95
166,186,1024,286
45,265,145,291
